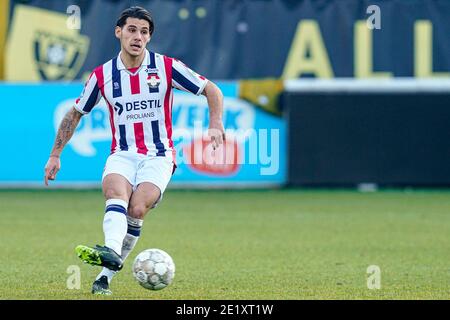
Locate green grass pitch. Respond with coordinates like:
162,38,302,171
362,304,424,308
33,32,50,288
0,189,449,300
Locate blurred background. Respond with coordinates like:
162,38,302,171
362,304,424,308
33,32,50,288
0,0,449,188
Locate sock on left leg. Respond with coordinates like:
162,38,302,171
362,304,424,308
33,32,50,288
122,216,143,260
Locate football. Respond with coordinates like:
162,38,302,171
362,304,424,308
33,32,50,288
132,248,175,290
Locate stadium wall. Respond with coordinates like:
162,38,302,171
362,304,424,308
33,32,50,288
284,79,450,188
0,0,9,80
5,0,450,81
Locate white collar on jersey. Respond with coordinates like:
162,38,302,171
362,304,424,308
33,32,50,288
116,49,151,70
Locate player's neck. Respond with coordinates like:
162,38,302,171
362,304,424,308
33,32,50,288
120,50,146,69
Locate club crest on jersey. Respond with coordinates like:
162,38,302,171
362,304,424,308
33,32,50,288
147,73,161,88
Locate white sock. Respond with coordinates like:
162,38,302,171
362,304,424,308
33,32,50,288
96,267,117,283
96,216,144,283
103,199,128,256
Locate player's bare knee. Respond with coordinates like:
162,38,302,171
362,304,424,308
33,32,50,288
104,188,126,201
128,204,150,219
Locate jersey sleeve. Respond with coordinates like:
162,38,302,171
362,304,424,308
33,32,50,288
171,59,208,96
74,71,102,114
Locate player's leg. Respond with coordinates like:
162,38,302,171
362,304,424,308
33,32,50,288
97,153,135,259
102,173,133,256
88,174,134,295
76,173,132,269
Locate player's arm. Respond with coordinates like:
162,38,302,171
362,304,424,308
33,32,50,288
201,80,225,150
44,107,83,186
44,69,101,186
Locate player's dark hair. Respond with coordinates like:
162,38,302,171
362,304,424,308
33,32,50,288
116,6,154,35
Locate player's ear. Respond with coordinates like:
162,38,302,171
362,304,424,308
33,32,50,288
115,26,122,39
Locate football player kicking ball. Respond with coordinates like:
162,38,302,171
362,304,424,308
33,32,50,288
44,6,225,295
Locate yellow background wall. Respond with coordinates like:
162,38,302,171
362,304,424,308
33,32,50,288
0,0,10,79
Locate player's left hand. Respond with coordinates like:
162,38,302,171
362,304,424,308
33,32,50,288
208,120,225,150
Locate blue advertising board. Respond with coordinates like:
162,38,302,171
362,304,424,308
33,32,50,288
0,82,285,187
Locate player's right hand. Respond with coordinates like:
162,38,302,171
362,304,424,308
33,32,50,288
44,156,61,186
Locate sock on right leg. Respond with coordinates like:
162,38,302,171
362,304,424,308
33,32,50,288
96,216,144,283
96,267,116,283
103,199,128,256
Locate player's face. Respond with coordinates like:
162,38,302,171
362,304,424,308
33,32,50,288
116,18,151,57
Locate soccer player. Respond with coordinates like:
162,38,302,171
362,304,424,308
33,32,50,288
44,6,225,295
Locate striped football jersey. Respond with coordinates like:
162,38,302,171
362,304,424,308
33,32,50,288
74,49,208,157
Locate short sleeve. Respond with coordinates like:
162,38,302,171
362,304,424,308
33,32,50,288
74,71,102,114
171,59,208,95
